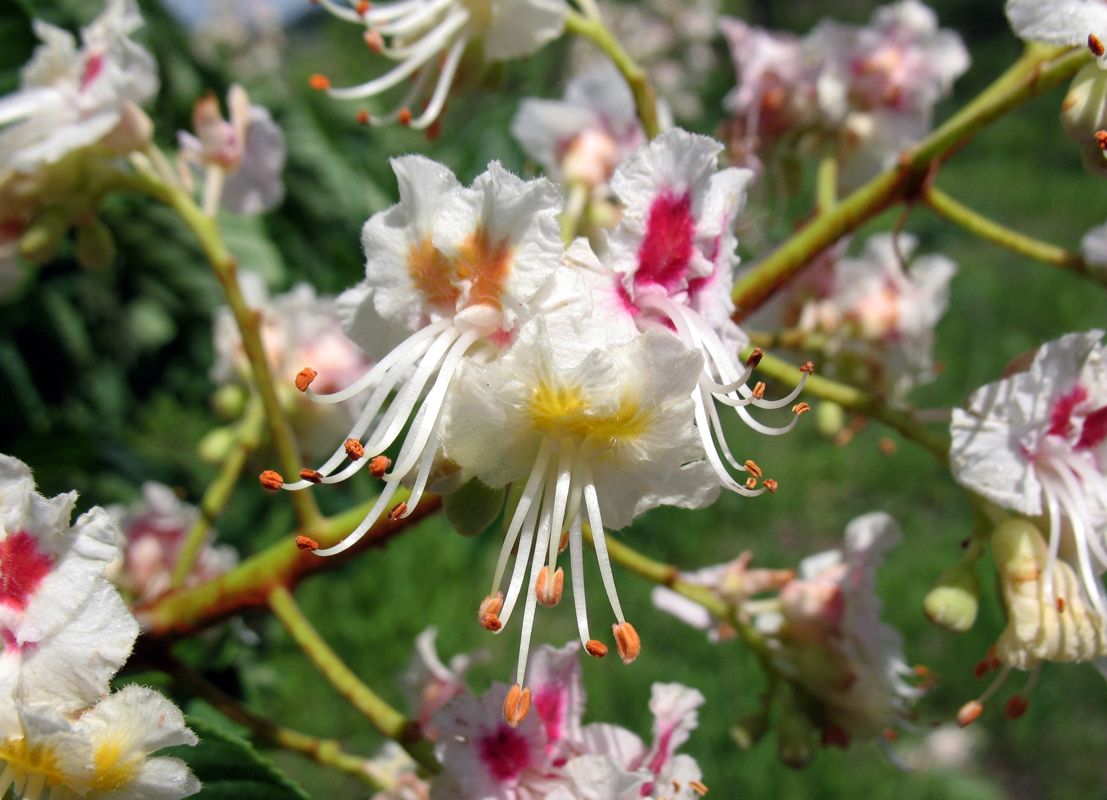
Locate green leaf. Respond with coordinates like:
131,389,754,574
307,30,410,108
163,717,313,800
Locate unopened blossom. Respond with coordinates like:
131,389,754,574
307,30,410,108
809,0,969,187
213,271,373,458
0,0,158,173
281,156,563,558
719,18,820,173
511,64,646,191
799,233,956,402
773,512,922,742
178,84,286,215
597,128,810,496
443,319,715,722
951,331,1107,626
311,0,567,129
106,482,237,604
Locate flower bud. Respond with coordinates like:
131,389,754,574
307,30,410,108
1061,63,1107,145
776,707,816,769
923,560,981,633
75,219,116,271
197,426,238,464
18,208,67,264
443,477,507,538
815,399,846,438
211,384,247,420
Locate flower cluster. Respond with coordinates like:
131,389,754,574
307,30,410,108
720,0,969,188
270,128,809,724
0,454,199,800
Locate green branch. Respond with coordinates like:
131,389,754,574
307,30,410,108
267,585,439,774
732,44,1087,318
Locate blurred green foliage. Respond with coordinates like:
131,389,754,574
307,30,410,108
1,0,1106,798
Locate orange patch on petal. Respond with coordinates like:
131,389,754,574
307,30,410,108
455,228,513,310
408,235,461,312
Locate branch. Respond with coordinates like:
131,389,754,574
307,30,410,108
731,44,1087,318
267,585,440,774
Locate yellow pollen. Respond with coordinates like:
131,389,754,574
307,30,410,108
527,381,649,446
91,737,142,791
0,739,66,789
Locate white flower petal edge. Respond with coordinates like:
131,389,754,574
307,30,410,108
1006,0,1107,50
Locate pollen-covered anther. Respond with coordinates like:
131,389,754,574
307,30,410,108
309,74,331,91
612,621,641,665
744,460,762,479
792,402,811,416
1095,130,1107,151
479,592,504,631
745,348,764,368
503,683,533,727
558,531,569,553
1090,33,1106,57
344,439,365,460
356,110,370,125
800,361,815,374
763,479,778,493
745,477,757,490
355,0,371,14
957,700,984,727
369,455,391,479
1005,694,1029,720
690,780,709,796
536,566,564,607
585,639,608,658
296,535,319,550
295,367,317,392
1057,596,1067,613
752,381,766,399
364,29,384,54
300,468,323,484
388,501,408,521
259,470,284,490
399,107,412,126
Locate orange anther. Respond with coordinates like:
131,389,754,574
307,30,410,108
356,0,371,13
309,74,331,91
295,367,317,392
369,455,391,479
957,700,984,727
792,402,811,415
356,109,370,125
763,479,778,493
585,639,608,658
1096,130,1107,150
364,29,384,54
503,684,532,727
1090,33,1106,57
344,439,365,460
300,468,323,484
800,361,815,374
536,566,564,607
689,780,709,797
745,348,763,368
745,477,757,490
882,729,900,742
478,592,504,631
1005,694,1029,720
558,531,569,553
752,381,766,399
388,501,408,521
744,460,762,479
296,536,319,551
612,621,641,665
398,107,412,126
259,470,284,490
1057,596,1067,612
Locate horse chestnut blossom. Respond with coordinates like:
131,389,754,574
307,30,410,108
0,454,200,800
1006,0,1107,62
430,641,706,800
310,0,567,129
443,321,716,723
597,128,811,496
105,482,237,604
0,0,157,173
177,85,286,216
279,156,563,557
951,331,1107,647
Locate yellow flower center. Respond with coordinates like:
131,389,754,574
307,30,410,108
90,736,142,792
0,738,66,789
527,380,650,447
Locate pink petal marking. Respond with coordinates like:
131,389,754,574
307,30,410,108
1078,406,1107,450
636,190,695,294
1048,385,1088,439
0,531,54,612
79,53,105,93
533,686,566,746
478,724,534,782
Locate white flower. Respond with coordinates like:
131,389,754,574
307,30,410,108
776,513,921,741
404,627,480,736
0,0,158,173
951,331,1107,618
311,0,567,129
601,129,810,497
1006,0,1107,62
511,64,646,189
1082,220,1107,269
105,482,237,604
442,318,715,722
178,85,286,215
283,157,564,559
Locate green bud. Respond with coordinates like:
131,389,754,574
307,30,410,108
923,560,982,633
75,219,116,270
776,707,816,769
1061,63,1107,145
19,208,68,264
815,399,846,438
211,384,248,420
444,477,506,538
731,708,770,750
197,426,238,464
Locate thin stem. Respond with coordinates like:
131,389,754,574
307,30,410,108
154,648,393,789
815,156,837,214
267,585,439,773
125,158,321,530
172,399,267,589
924,185,1100,284
731,44,1087,318
140,488,440,637
748,348,951,465
564,9,661,139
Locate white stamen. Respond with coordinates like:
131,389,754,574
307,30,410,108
314,0,363,23
407,33,467,130
514,476,558,683
566,488,590,647
374,0,458,37
491,439,554,592
547,443,574,570
312,481,401,557
581,462,625,623
498,467,550,628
